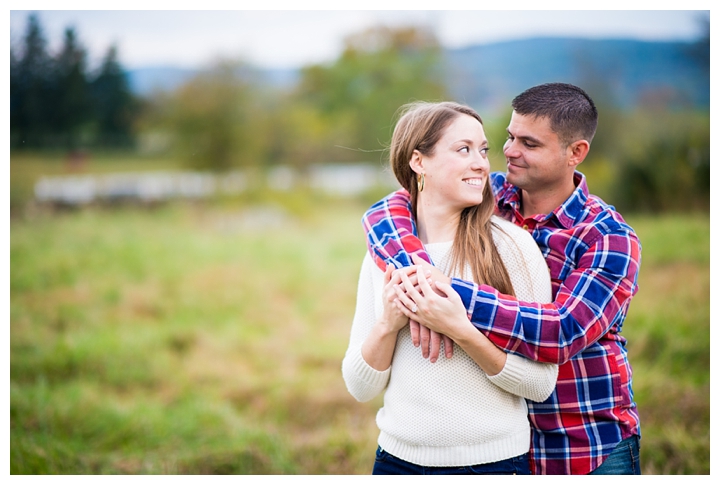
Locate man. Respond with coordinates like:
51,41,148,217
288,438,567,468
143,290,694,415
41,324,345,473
361,83,641,474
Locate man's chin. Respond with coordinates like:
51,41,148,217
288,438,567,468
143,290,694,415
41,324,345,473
505,170,520,186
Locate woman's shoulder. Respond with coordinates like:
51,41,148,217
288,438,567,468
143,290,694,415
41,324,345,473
492,216,546,265
490,215,531,243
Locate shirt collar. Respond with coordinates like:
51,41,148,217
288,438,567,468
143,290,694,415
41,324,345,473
496,171,589,228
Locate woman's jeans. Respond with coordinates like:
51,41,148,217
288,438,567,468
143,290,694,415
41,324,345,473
589,435,641,475
372,447,531,475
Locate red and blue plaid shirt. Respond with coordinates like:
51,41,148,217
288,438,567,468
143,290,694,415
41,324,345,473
361,171,641,475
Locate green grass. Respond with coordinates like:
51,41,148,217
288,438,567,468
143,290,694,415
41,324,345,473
9,155,710,474
10,199,379,474
621,213,710,474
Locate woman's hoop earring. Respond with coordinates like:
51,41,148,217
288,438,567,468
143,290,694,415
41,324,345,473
417,173,425,192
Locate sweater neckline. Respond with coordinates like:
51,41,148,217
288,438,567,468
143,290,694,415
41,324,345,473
425,240,453,250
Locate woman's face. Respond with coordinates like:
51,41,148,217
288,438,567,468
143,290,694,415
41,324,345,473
413,113,490,213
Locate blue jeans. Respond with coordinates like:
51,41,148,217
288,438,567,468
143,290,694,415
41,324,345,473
372,447,531,475
589,435,641,475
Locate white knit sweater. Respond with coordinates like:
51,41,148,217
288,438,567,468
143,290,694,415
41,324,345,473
342,216,557,467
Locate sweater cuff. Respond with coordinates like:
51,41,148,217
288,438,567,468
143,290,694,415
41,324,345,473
486,353,524,391
347,347,392,388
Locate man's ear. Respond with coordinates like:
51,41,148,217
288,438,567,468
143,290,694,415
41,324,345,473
568,140,590,168
409,149,424,174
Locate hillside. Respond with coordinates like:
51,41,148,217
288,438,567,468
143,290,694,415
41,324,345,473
127,37,709,113
443,38,709,114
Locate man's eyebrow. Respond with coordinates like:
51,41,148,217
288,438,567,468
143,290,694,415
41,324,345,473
506,129,542,145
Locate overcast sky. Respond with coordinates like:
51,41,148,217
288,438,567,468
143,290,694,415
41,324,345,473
8,5,712,70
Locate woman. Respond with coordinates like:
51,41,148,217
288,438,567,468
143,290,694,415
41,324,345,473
341,101,557,475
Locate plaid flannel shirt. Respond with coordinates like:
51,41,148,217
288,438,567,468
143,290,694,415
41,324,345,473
361,171,641,475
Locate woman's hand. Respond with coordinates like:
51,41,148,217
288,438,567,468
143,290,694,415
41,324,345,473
379,263,410,333
360,263,411,372
394,265,470,342
393,259,509,376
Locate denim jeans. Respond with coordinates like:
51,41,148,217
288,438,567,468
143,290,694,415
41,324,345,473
589,435,641,475
372,447,531,475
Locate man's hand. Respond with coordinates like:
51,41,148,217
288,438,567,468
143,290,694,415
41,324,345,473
408,320,454,363
411,253,451,287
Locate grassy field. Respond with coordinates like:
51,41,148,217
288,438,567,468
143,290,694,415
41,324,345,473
9,156,710,474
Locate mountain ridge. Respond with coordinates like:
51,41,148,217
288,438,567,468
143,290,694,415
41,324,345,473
127,37,709,112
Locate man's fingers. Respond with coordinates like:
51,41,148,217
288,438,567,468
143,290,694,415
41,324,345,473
390,265,419,279
399,270,426,299
419,324,430,359
394,283,417,312
409,320,421,347
411,253,432,269
429,330,441,363
443,335,454,359
416,268,435,295
383,263,395,285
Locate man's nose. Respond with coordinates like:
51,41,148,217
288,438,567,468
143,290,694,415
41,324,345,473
503,138,519,158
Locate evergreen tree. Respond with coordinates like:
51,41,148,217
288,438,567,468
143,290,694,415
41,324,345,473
11,13,54,147
52,27,92,149
90,45,137,147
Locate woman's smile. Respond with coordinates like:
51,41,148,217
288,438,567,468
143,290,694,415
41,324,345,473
463,177,485,187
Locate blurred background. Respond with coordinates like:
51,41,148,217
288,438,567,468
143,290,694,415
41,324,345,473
9,8,710,474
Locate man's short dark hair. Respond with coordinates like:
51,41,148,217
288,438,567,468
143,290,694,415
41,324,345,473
512,83,598,146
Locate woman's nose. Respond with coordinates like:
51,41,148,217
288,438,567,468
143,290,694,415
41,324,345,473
471,152,490,171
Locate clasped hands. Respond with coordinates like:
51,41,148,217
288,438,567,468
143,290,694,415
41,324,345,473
383,254,468,363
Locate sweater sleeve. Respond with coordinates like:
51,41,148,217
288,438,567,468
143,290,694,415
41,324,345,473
341,253,392,403
486,353,558,402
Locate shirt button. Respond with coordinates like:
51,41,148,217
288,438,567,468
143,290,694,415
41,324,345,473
523,224,529,230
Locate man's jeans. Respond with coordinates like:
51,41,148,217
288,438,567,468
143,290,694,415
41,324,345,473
372,446,531,475
589,435,641,475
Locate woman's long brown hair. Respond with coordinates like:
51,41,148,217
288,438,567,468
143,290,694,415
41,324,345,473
389,101,515,296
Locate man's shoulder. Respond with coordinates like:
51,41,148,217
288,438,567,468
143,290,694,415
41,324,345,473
579,194,639,241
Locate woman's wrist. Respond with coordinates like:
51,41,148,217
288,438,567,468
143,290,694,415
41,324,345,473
441,315,474,343
375,317,403,336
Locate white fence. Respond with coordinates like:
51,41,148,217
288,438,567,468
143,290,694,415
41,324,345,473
34,164,399,206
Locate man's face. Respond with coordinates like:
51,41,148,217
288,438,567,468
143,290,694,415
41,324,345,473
502,111,573,193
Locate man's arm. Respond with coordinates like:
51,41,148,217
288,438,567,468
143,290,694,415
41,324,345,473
451,225,640,364
361,190,451,361
361,189,431,271
362,191,641,366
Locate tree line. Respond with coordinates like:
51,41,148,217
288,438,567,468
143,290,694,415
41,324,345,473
10,14,709,213
10,14,138,150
